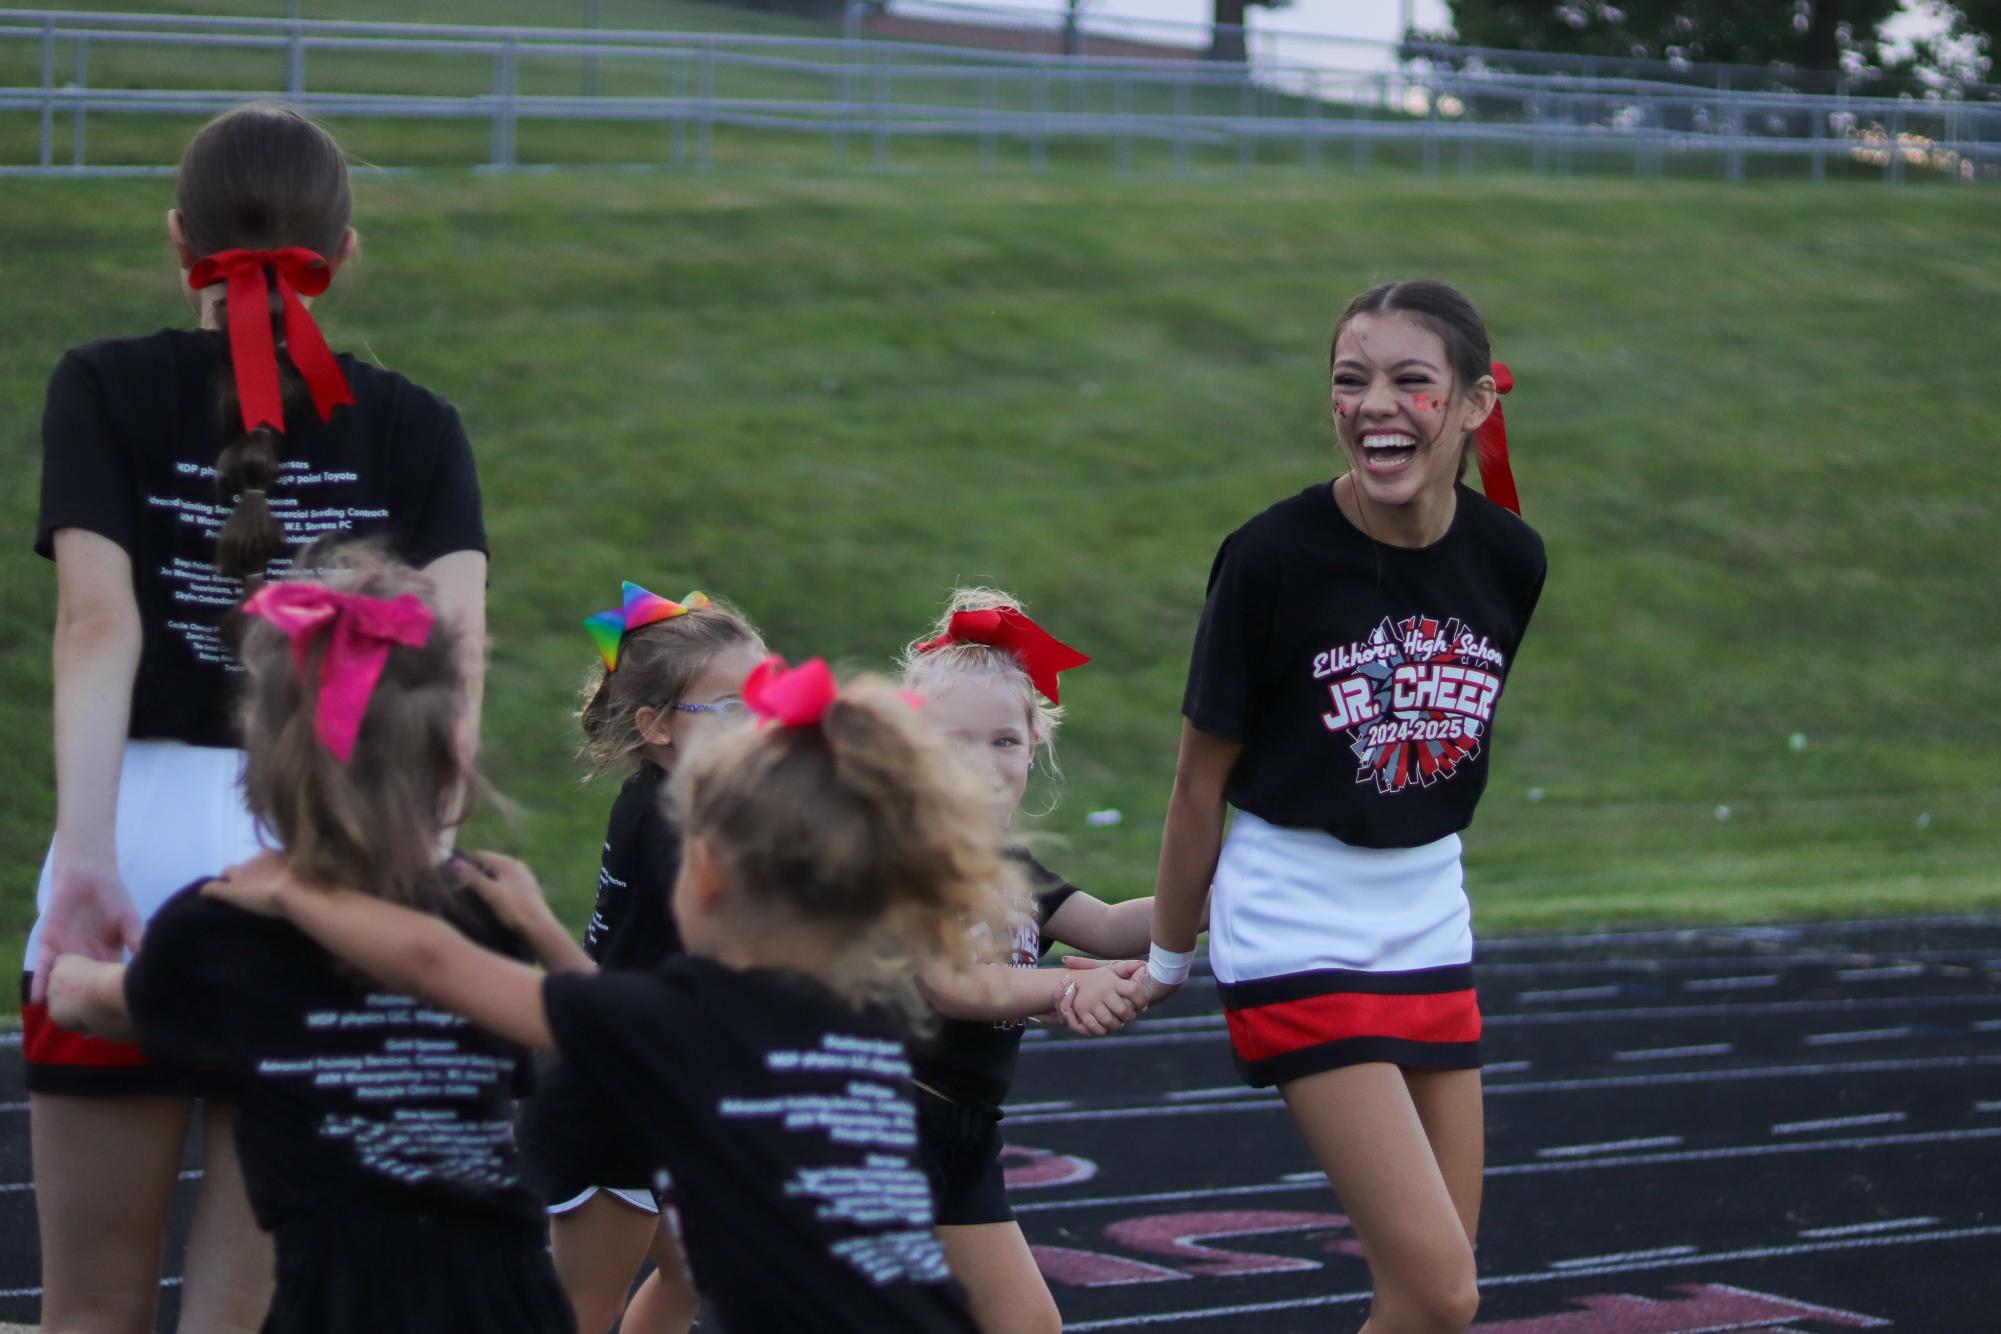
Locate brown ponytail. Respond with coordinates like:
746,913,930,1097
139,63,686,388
671,675,1030,1031
176,104,352,581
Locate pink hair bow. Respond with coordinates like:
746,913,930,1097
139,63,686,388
741,655,838,728
243,582,435,762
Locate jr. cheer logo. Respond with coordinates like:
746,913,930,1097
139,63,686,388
1312,615,1507,793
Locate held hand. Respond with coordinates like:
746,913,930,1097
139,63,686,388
202,851,299,918
31,854,142,1004
1058,958,1150,1037
47,955,119,1035
449,851,552,935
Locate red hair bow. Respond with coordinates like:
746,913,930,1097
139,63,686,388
741,655,838,728
1474,361,1519,515
242,582,435,763
916,608,1090,705
188,247,356,436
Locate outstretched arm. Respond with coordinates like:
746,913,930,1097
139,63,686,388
204,858,555,1051
1147,722,1240,1004
1044,893,1153,959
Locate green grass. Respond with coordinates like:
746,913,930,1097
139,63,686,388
5,164,2000,987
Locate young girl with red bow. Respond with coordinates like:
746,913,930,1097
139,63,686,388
900,589,1157,1334
28,104,486,1332
513,582,765,1334
1145,281,1546,1333
47,545,570,1334
189,655,1022,1333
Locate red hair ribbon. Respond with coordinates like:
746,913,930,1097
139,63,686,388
1474,361,1519,515
187,247,356,435
242,582,435,763
916,608,1090,705
742,655,838,729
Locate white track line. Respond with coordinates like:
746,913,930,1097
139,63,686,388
1011,1126,2001,1216
1482,1060,1534,1075
1836,964,1928,982
1683,974,1783,992
1614,1042,1735,1062
1804,1027,1916,1046
1517,985,1622,1003
1063,1226,1978,1328
1799,1216,1939,1239
1772,1112,1907,1135
1971,1019,2001,1033
1472,913,2001,951
0,1169,201,1196
1548,1244,1697,1268
1005,1055,2001,1126
1976,1101,2001,1113
1537,1135,1683,1158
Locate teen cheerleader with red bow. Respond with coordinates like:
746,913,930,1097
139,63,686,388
1143,281,1547,1333
27,106,487,1331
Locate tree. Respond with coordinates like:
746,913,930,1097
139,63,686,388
1208,0,1291,64
1438,0,1903,72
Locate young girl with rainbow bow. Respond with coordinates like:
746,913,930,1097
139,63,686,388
513,579,766,1334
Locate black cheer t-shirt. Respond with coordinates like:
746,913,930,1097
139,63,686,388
515,764,684,1198
909,852,1079,1110
543,957,976,1334
35,329,487,749
582,764,682,971
1184,481,1546,849
124,882,543,1235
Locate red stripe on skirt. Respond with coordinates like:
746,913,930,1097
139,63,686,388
1224,988,1481,1063
22,999,148,1069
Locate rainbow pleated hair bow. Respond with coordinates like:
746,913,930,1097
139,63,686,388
584,582,713,671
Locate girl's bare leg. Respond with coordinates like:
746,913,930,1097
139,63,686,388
1281,1063,1480,1334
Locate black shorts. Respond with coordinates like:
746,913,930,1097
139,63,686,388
913,1085,1012,1227
516,1052,661,1216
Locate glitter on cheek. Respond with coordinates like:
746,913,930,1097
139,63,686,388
1413,393,1445,413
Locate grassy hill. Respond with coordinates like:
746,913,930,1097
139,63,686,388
5,164,1999,979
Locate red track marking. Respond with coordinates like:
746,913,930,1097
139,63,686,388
1468,1282,1890,1332
1101,1210,1353,1278
1001,1145,1098,1190
1028,1246,1189,1288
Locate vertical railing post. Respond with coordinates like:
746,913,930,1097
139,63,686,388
1531,91,1547,175
1031,68,1047,170
870,56,888,168
979,71,997,171
1172,73,1191,178
670,52,687,167
1887,101,1905,184
1237,72,1254,168
287,15,305,97
73,35,88,169
697,43,713,169
39,17,56,169
1810,94,1826,183
489,36,518,168
1304,70,1320,171
1114,76,1132,174
1422,70,1439,176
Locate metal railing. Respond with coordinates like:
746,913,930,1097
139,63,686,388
2,7,1995,183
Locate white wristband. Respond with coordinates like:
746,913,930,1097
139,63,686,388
1148,943,1195,988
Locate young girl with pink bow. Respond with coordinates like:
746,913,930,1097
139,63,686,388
172,653,1022,1333
47,544,568,1334
28,104,486,1332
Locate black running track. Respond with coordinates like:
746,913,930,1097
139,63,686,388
3,915,1998,1332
